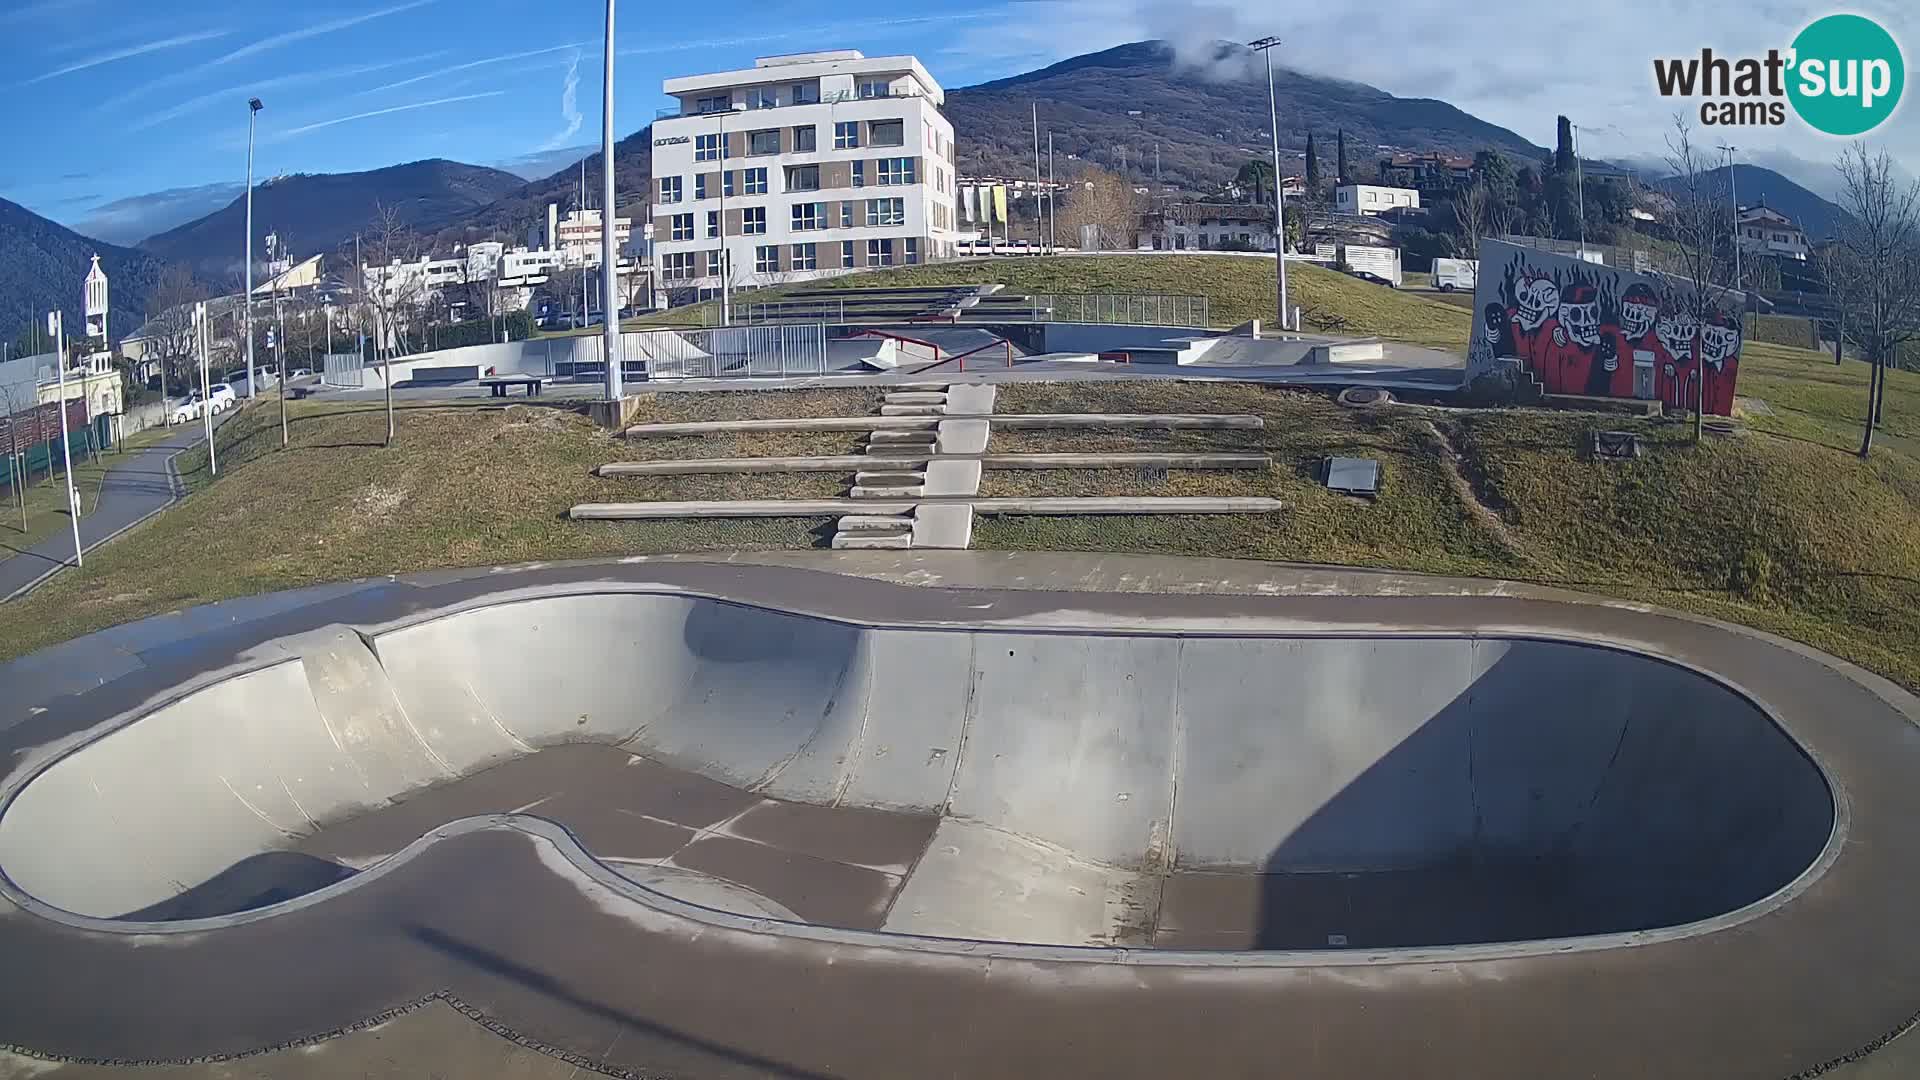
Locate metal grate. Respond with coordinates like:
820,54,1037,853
632,324,828,380
1324,456,1381,497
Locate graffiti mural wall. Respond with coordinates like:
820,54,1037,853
1466,239,1744,414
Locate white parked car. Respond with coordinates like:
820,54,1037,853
170,383,238,424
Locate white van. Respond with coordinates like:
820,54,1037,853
1433,258,1479,292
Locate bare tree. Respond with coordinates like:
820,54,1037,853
145,266,205,419
1831,143,1920,457
1454,182,1490,259
1058,167,1142,251
1660,115,1739,441
362,202,421,446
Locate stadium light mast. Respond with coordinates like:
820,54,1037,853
244,97,263,398
1249,36,1289,331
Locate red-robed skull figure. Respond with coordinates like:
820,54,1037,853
1698,311,1743,416
1597,282,1660,399
1654,309,1700,411
1508,274,1561,387
1547,283,1602,396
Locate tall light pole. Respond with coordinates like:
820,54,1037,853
1721,144,1743,331
1249,37,1288,331
1572,121,1588,261
244,96,263,399
600,0,623,400
49,311,82,569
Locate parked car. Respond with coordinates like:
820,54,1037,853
172,383,238,423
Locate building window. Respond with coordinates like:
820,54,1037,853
852,160,865,188
858,80,888,99
791,82,819,105
748,129,780,155
842,240,855,266
878,158,914,185
695,95,728,113
743,167,768,195
866,197,904,226
786,165,820,192
792,202,826,230
746,87,777,110
669,213,694,241
695,133,720,162
793,125,816,152
869,119,904,147
834,121,860,150
658,175,682,203
905,238,919,264
695,174,707,200
741,206,766,234
722,171,735,197
791,243,817,270
839,202,854,228
755,245,780,273
706,210,719,238
663,251,695,280
867,237,893,265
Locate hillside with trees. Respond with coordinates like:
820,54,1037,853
2,196,171,355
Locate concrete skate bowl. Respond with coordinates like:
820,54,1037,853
0,592,1835,954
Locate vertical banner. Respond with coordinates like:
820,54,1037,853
991,185,1008,225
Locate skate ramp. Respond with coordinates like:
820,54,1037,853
0,592,1833,950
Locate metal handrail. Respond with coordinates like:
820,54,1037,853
656,88,922,122
947,337,1014,372
848,328,940,368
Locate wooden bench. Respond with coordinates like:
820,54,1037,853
481,376,546,398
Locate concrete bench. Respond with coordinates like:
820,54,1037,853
481,376,546,398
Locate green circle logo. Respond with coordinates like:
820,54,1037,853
1788,14,1905,135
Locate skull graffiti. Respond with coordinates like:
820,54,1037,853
1515,276,1559,331
1558,285,1601,348
1620,284,1659,340
1700,315,1741,370
1482,303,1506,345
1656,311,1699,362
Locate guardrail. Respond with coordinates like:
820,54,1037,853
1029,293,1210,328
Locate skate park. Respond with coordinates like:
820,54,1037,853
2,553,1919,1078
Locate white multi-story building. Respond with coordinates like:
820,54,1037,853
1737,204,1810,260
648,50,958,300
1335,184,1421,216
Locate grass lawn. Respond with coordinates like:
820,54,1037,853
0,424,180,557
3,380,1917,699
1735,343,1920,458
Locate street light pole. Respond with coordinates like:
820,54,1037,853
1722,144,1743,332
244,97,263,399
1250,37,1288,332
600,0,623,401
718,103,744,325
1572,122,1588,261
50,311,82,569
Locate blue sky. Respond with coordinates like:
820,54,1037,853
4,0,1912,243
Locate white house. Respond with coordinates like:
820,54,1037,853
1737,204,1810,261
648,50,958,300
1334,184,1421,217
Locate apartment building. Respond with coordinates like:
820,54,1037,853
1737,204,1810,260
648,50,958,299
1335,184,1421,217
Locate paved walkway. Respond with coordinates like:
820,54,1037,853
0,418,215,601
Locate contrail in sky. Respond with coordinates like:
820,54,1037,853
26,29,228,84
276,91,508,138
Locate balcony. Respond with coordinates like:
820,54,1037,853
656,86,924,121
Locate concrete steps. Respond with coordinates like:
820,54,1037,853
853,471,925,488
883,392,948,406
878,404,946,417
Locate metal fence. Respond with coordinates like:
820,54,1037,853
321,352,364,388
1030,293,1210,328
632,324,829,380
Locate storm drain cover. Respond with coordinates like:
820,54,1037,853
1590,431,1644,460
1325,456,1381,497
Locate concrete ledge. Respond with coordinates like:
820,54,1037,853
879,404,946,417
936,418,990,456
830,533,913,550
587,393,651,430
625,414,1262,437
980,453,1269,469
853,471,926,487
599,456,876,475
972,497,1284,515
852,485,925,499
923,460,983,496
869,430,939,446
572,499,915,518
911,504,974,549
836,514,917,533
625,416,942,437
884,392,948,406
597,453,1269,476
990,414,1263,430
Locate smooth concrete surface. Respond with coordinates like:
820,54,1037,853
921,459,982,496
571,499,913,518
934,417,989,455
625,413,1262,437
596,453,1268,476
909,503,973,549
969,496,1283,514
0,554,1917,1079
942,384,998,415
572,496,1284,518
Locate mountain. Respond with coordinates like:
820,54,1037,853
944,41,1549,191
73,182,247,248
420,128,654,250
1651,163,1849,241
1,196,171,352
139,159,524,280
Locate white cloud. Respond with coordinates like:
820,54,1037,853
271,91,509,140
540,51,584,152
24,28,228,84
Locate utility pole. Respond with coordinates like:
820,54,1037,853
1573,122,1588,261
1047,132,1056,251
1250,36,1290,331
1722,144,1744,334
244,97,263,399
1032,102,1043,250
196,302,216,477
275,264,288,448
579,156,589,329
600,0,623,399
49,311,82,568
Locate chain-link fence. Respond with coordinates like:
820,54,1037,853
1028,293,1210,327
632,324,829,380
